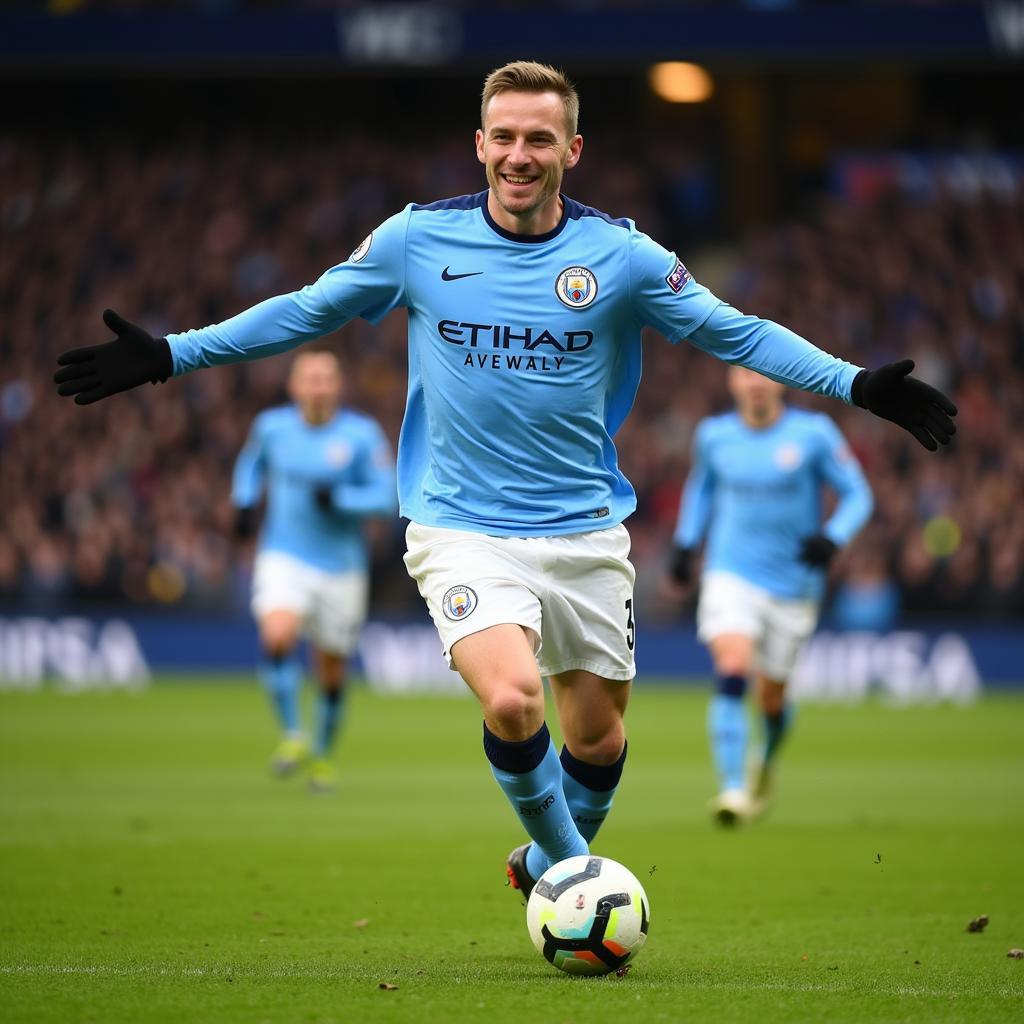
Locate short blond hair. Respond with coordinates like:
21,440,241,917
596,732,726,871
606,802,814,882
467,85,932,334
480,60,579,138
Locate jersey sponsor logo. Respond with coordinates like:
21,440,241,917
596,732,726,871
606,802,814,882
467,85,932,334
666,258,691,293
437,320,594,353
774,442,804,470
441,266,483,281
349,233,372,263
442,584,478,621
555,265,598,309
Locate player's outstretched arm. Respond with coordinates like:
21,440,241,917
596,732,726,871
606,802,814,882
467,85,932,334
850,359,956,452
53,210,409,406
54,310,173,405
687,308,957,451
628,229,957,451
54,288,350,405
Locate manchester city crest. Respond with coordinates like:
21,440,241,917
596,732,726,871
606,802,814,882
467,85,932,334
349,233,373,264
555,266,598,309
442,585,478,622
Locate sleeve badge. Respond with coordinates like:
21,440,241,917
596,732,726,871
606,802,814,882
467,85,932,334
666,258,691,293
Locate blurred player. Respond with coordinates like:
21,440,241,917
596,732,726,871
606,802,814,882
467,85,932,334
668,367,873,824
232,349,396,791
55,61,955,897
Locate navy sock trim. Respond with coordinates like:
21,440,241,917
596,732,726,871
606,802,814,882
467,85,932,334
560,741,627,793
483,721,550,774
717,674,747,698
763,709,784,726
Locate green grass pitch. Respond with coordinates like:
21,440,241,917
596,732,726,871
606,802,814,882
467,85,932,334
1,678,1022,1023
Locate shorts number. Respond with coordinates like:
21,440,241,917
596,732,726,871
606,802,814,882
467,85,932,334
624,598,635,651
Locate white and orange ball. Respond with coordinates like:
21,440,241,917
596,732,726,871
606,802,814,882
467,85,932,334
526,855,650,975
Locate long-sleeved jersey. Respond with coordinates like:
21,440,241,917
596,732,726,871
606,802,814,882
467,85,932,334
172,190,863,538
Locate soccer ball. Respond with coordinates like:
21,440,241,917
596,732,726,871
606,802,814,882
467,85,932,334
526,855,650,975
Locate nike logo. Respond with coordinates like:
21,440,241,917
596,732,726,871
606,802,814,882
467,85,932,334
441,267,483,281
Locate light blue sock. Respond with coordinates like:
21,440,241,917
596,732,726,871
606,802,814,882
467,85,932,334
483,722,588,881
314,687,346,757
259,653,302,734
763,704,793,764
708,680,748,792
559,742,628,844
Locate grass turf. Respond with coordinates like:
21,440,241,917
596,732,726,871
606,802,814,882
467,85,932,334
1,679,1022,1023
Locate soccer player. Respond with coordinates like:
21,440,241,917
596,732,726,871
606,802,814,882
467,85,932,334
54,61,956,899
231,349,397,791
668,366,873,825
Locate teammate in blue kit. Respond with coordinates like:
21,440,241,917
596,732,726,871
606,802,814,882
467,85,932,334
55,62,956,898
668,367,873,825
232,349,396,791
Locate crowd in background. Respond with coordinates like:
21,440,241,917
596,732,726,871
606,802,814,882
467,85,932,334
2,127,1021,623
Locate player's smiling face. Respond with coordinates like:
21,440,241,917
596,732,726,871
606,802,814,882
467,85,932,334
476,90,582,235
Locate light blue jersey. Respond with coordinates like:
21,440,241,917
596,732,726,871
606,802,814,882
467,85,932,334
674,408,873,600
232,405,396,573
171,190,864,537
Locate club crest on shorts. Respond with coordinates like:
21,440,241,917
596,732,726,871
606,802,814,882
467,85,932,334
442,585,478,621
555,266,598,309
349,233,372,264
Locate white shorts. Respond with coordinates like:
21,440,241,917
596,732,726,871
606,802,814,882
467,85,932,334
697,570,819,681
251,550,369,656
403,522,637,681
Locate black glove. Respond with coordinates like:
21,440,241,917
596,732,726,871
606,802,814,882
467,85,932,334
233,507,257,540
668,546,695,586
851,359,957,451
799,535,837,568
314,485,335,512
54,309,173,405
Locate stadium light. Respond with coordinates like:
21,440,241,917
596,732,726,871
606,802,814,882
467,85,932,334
649,62,714,104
